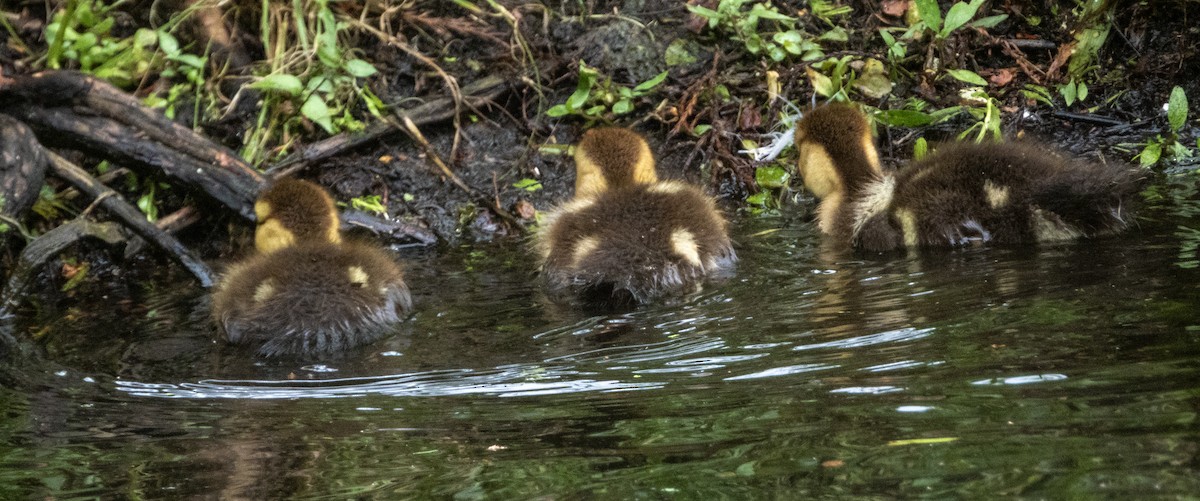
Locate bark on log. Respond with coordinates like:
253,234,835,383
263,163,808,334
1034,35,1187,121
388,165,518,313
0,70,434,244
0,113,47,217
0,71,263,219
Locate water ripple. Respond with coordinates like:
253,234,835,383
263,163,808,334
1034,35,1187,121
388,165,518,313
793,327,935,351
114,365,663,399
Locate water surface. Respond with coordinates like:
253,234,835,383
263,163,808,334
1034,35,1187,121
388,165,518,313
1,212,1198,498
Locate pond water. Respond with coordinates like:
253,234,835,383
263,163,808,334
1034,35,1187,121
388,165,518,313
1,203,1198,498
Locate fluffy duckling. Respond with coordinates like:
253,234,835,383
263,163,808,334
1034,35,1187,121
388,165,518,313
537,127,736,306
212,179,412,358
794,103,1143,252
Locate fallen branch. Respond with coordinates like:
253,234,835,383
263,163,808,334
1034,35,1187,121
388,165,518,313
0,71,263,218
46,151,215,287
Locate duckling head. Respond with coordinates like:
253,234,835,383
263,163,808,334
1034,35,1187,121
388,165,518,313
573,127,658,198
254,178,342,254
794,103,883,199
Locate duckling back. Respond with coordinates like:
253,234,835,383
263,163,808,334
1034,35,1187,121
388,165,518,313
539,127,736,306
794,104,1144,252
540,181,735,305
213,241,411,358
856,142,1144,251
212,178,412,358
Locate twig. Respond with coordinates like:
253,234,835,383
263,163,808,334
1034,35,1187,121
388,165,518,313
1052,111,1127,127
267,74,512,175
45,151,215,287
397,115,527,235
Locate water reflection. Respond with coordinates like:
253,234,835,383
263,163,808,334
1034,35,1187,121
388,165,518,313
3,215,1200,497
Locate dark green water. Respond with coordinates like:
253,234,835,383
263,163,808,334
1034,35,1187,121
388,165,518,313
2,210,1198,499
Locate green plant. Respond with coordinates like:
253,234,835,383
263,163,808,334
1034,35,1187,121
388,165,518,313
512,179,543,192
958,89,1003,142
242,0,386,164
544,62,667,120
347,195,387,215
688,0,828,63
746,156,790,215
1059,78,1089,107
1134,86,1192,167
911,0,1007,42
43,0,212,120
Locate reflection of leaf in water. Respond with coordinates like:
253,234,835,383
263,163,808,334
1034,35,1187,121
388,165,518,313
1176,225,1200,269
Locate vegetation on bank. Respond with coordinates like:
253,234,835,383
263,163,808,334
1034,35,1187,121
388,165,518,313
1,0,1198,247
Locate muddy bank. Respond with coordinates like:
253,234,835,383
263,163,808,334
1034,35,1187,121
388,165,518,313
0,0,1199,312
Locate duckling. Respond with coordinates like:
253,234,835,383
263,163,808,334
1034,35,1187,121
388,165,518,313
794,103,1144,252
537,127,736,306
212,179,412,358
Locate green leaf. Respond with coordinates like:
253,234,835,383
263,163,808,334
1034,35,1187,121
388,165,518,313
612,99,633,115
157,30,180,56
817,26,848,43
665,39,697,66
302,94,335,133
513,178,543,192
544,104,570,117
941,0,985,38
692,124,712,136
345,58,378,78
914,0,942,34
1060,80,1077,107
633,71,669,92
171,54,205,69
755,166,791,189
774,31,806,55
350,194,387,214
251,74,304,95
914,137,929,160
806,66,835,98
1169,86,1188,133
746,191,770,207
945,69,988,86
876,109,934,127
969,14,1009,29
1139,141,1162,167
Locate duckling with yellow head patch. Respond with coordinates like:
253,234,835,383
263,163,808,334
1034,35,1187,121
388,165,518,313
538,127,736,306
212,179,412,358
794,103,1144,252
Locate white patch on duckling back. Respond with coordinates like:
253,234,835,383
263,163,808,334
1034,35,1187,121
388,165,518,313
648,181,687,195
253,279,276,303
348,266,369,287
570,236,600,269
850,176,896,238
895,208,919,247
670,229,702,266
984,180,1010,208
1032,209,1083,242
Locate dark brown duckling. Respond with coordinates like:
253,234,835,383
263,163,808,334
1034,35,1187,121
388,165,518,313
538,127,736,306
794,103,1144,252
212,179,411,358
